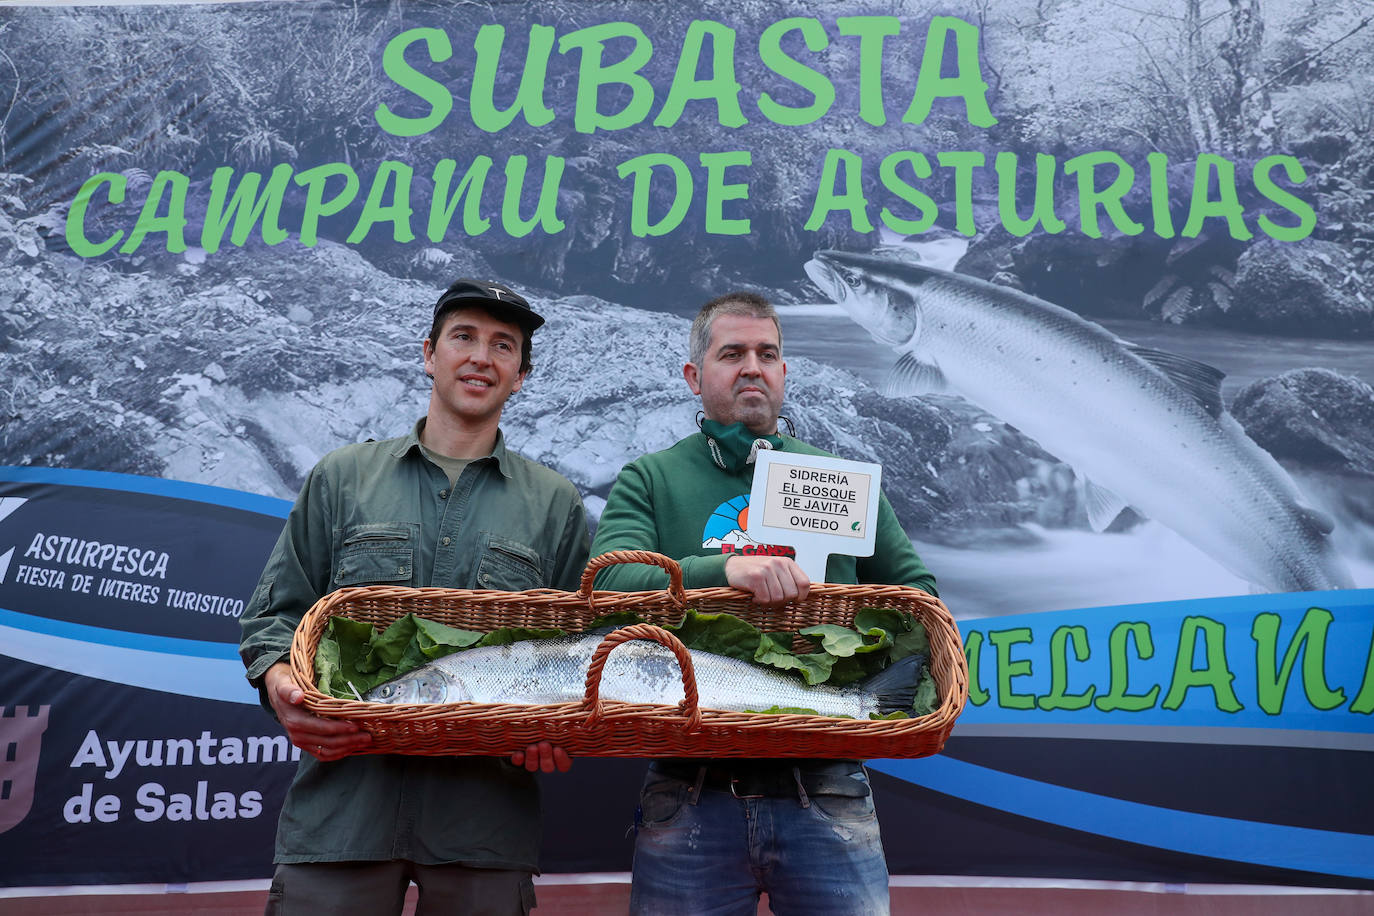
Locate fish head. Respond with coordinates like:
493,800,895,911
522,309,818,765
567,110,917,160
365,669,465,705
804,249,927,347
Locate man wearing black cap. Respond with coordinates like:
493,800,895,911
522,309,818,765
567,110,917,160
240,279,590,915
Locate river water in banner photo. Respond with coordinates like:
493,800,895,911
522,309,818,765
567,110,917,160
780,305,1374,619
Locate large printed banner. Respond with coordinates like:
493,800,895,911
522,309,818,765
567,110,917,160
0,468,291,884
2,0,1372,893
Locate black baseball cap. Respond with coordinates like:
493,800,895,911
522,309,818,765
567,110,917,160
432,278,545,334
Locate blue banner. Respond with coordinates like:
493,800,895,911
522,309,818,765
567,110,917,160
873,591,1374,885
0,468,294,884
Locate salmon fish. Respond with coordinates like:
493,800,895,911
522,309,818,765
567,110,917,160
364,632,924,718
804,248,1352,593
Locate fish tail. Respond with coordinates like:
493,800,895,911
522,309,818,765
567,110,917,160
861,654,925,716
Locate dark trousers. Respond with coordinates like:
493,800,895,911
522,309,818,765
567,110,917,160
265,860,536,916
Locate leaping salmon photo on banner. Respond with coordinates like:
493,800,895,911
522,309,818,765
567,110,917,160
1,0,1371,898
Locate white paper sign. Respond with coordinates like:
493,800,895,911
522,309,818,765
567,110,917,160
745,449,882,582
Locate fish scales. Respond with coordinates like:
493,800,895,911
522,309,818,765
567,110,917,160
805,249,1352,593
365,633,922,719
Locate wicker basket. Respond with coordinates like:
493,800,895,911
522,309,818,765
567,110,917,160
289,550,969,759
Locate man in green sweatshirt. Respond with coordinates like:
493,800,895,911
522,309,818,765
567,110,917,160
589,291,937,915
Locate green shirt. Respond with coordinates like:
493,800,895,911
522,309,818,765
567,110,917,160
239,420,590,868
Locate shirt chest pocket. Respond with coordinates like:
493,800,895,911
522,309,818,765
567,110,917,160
334,522,419,587
475,533,545,591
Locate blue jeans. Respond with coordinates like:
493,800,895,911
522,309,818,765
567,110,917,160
629,762,891,916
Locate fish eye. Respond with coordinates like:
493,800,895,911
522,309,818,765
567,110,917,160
842,272,862,289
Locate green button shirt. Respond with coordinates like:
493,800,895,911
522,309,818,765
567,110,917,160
240,421,590,869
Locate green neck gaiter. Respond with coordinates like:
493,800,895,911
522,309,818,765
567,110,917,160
700,419,784,474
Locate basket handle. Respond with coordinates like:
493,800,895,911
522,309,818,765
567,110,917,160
577,550,687,606
581,623,702,734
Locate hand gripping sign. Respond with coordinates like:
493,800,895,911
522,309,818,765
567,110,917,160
746,449,882,583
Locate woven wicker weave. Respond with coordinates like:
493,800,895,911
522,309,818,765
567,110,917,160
289,550,968,759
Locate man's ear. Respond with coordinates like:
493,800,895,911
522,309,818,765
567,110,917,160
422,338,435,379
683,362,702,395
510,369,526,395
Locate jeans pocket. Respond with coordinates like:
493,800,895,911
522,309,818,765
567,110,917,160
810,791,877,822
808,770,877,822
638,776,687,827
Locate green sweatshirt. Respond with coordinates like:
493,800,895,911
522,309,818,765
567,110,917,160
590,430,937,595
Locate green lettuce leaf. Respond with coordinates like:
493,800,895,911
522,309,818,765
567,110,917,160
912,665,938,716
364,614,419,671
664,609,761,663
475,626,566,647
587,611,645,629
797,622,895,686
316,615,388,697
414,617,485,658
853,607,905,635
753,631,836,685
822,654,873,688
855,607,930,662
313,627,345,698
